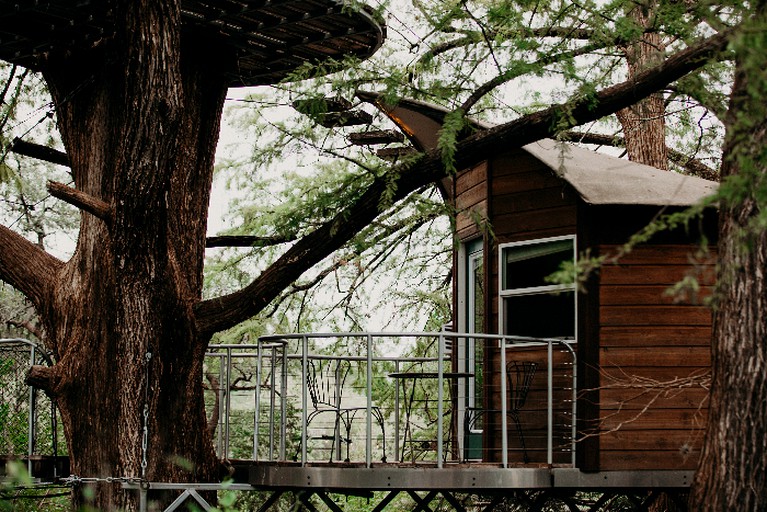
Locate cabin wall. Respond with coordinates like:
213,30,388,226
454,161,489,242
452,150,580,462
595,243,714,471
485,150,580,324
452,150,715,472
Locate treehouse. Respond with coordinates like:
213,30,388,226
365,95,718,475
2,92,720,510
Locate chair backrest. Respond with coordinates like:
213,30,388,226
506,361,537,411
307,358,351,410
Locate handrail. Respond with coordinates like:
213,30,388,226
205,332,577,467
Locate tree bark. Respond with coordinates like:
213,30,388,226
22,1,231,509
615,1,669,170
690,5,767,509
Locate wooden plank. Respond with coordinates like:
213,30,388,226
600,305,711,326
456,225,481,242
600,326,711,347
600,285,713,306
456,201,487,234
455,162,487,194
456,182,487,211
599,346,710,367
599,450,699,471
600,244,717,266
491,150,553,176
599,408,707,431
495,227,577,246
599,429,705,451
493,187,575,215
600,264,716,286
493,205,577,238
492,171,563,196
599,365,710,385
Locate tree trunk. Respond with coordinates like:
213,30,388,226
690,5,767,510
28,1,230,509
615,1,668,170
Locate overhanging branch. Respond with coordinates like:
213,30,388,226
195,30,731,335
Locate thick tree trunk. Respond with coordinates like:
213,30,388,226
690,5,767,509
615,2,668,170
27,1,230,509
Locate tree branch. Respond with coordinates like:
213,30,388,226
195,30,731,336
47,181,113,222
6,318,44,340
460,39,611,113
26,365,62,397
415,26,599,66
205,234,294,248
11,138,70,167
0,225,63,309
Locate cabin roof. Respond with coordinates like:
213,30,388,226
359,92,719,206
523,139,718,206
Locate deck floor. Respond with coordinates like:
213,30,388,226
235,460,693,491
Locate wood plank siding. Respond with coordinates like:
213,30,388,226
455,161,488,241
596,244,714,470
478,152,580,464
491,151,578,245
480,345,576,465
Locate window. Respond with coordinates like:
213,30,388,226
467,244,484,419
499,236,576,339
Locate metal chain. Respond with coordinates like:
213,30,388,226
141,351,152,478
63,475,146,486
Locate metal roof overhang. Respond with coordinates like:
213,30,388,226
357,92,719,207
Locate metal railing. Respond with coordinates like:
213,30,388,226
205,331,577,468
0,338,60,478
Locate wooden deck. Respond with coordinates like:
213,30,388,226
234,460,693,491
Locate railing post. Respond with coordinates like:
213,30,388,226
393,359,400,462
437,331,444,468
366,333,373,468
570,345,577,466
268,346,277,461
500,337,508,469
224,347,233,459
301,335,309,465
28,344,36,477
254,341,263,461
280,341,288,461
547,339,553,465
212,354,222,455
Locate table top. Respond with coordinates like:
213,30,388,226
388,372,474,379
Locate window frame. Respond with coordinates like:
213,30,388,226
497,235,577,338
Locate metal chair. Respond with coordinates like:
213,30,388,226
506,361,537,463
303,358,387,462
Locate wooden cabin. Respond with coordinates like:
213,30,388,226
363,94,718,475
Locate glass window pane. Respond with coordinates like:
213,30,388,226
503,239,573,290
504,291,575,338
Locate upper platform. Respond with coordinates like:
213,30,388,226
0,0,385,86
